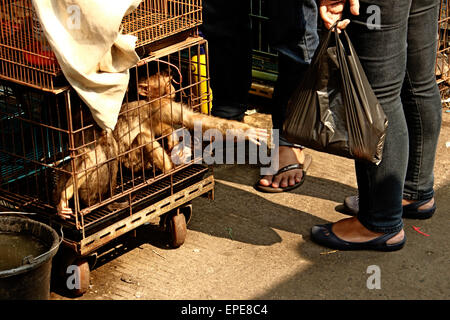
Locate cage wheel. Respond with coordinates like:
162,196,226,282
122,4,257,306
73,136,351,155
68,259,90,297
168,211,187,248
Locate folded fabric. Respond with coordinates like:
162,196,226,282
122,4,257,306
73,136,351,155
32,0,142,130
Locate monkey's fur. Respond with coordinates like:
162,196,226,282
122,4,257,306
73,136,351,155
53,127,119,219
115,73,265,173
54,73,266,218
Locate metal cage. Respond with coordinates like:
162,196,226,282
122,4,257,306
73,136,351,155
0,0,202,91
437,0,450,94
123,0,202,48
0,36,213,254
249,0,278,76
249,0,278,98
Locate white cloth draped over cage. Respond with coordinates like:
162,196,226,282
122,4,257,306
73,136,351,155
31,0,142,130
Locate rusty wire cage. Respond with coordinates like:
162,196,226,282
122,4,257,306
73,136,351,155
249,0,278,76
123,0,202,48
0,36,213,253
248,0,278,98
437,0,450,96
0,0,202,92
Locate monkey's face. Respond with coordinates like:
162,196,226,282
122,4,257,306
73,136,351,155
138,73,176,100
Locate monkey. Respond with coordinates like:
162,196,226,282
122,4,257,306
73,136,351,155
53,127,119,219
54,72,268,218
114,72,268,174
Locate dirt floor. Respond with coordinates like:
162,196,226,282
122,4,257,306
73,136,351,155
50,108,450,300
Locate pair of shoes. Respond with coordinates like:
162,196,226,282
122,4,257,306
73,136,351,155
311,224,406,252
343,195,436,220
254,154,312,193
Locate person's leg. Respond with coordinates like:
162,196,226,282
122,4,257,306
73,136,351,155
346,0,416,240
258,0,319,190
330,0,442,247
258,53,308,189
401,0,442,205
343,0,442,218
315,0,417,247
202,0,252,121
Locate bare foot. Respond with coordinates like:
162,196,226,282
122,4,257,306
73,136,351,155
258,146,305,189
332,217,405,245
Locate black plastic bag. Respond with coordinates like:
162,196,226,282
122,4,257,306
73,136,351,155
282,28,388,165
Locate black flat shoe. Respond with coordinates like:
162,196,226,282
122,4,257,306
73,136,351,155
343,195,436,220
402,198,436,219
310,223,406,252
343,195,359,216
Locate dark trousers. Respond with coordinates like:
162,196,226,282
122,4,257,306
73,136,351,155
201,0,252,121
202,0,320,147
269,0,320,141
347,0,442,233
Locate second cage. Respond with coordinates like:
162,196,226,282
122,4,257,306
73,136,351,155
0,0,203,91
0,35,214,295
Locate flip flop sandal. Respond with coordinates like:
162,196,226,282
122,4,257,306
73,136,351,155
311,223,406,252
254,154,312,193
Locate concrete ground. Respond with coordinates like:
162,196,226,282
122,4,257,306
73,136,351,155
51,109,450,300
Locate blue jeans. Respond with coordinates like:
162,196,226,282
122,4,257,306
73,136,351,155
346,0,442,233
268,0,320,147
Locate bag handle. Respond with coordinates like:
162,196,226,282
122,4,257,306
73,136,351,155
312,19,346,65
310,20,342,66
332,25,356,123
335,28,377,123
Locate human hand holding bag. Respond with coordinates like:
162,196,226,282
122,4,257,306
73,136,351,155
282,25,388,165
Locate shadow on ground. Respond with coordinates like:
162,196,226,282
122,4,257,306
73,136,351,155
253,183,450,299
51,111,450,300
188,163,449,299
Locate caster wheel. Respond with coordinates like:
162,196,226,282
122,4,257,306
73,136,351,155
168,211,187,248
160,203,192,228
53,249,90,296
54,247,77,279
68,259,90,297
180,203,193,225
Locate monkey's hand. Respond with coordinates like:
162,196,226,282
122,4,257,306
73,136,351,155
57,201,74,220
225,127,269,146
